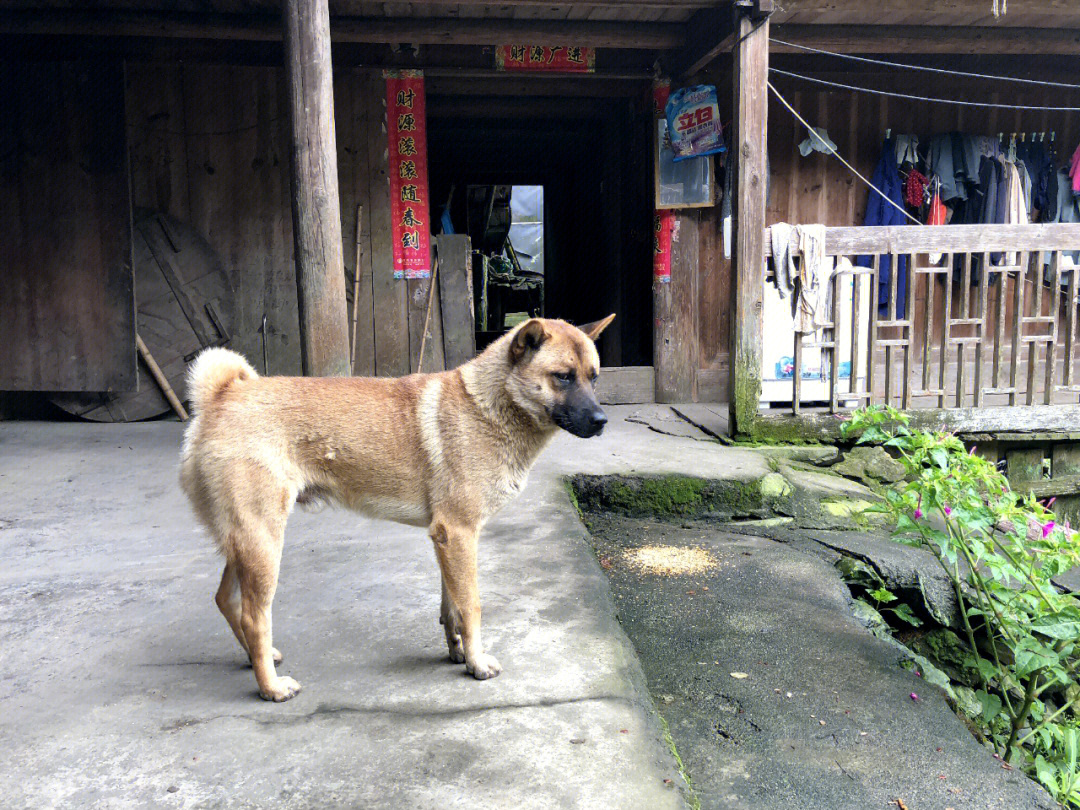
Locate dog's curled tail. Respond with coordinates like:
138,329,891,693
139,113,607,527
186,348,258,414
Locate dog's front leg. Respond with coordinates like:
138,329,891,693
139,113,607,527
430,519,501,680
440,577,466,664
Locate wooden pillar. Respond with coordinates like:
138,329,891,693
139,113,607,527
654,214,699,402
283,0,350,377
729,2,771,436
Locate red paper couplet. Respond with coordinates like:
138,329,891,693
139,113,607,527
653,210,674,283
385,70,431,279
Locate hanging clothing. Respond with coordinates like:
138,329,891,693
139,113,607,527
927,134,962,202
1017,140,1054,217
794,225,830,333
973,136,1002,162
894,135,919,167
904,169,929,209
1048,168,1080,265
798,128,837,157
1070,143,1080,194
954,133,981,191
857,138,909,316
770,222,796,299
1004,162,1030,227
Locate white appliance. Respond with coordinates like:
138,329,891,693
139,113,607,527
760,267,871,407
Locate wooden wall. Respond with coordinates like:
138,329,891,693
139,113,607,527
126,63,451,379
0,59,136,392
126,62,301,375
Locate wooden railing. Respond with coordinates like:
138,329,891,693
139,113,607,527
754,224,1080,439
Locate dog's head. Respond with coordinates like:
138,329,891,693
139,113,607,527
505,314,615,438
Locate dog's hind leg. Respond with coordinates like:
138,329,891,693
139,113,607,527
236,526,300,702
439,576,466,664
431,519,501,680
216,561,282,665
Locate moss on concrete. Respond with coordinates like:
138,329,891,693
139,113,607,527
563,479,584,521
570,474,789,520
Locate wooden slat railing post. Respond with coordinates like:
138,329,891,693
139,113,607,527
729,4,770,437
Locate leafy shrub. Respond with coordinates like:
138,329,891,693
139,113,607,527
842,405,1080,806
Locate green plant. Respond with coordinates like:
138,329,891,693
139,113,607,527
836,555,923,629
842,405,1080,807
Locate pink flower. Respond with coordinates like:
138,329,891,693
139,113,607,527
943,505,952,517
910,693,920,701
1047,497,1057,508
1042,522,1056,539
914,509,923,520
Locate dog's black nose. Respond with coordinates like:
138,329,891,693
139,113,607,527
588,409,608,434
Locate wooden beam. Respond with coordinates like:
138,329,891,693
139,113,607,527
368,0,709,6
764,224,1080,256
771,0,1078,13
283,0,350,377
670,5,735,78
729,7,770,438
771,24,1080,56
0,10,683,49
755,406,1080,443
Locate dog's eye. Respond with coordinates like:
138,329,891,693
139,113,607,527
552,370,574,385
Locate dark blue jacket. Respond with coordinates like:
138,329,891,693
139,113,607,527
857,138,909,316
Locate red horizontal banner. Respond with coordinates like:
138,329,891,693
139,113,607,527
385,70,431,280
495,45,595,73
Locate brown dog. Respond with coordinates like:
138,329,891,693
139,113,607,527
179,315,614,701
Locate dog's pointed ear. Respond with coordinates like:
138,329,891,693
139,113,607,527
579,313,616,341
509,318,549,362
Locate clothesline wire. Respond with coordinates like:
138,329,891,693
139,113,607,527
770,38,1080,92
770,68,1080,112
767,81,923,227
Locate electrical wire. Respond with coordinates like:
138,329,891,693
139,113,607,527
770,68,1080,112
770,38,1080,91
767,81,923,227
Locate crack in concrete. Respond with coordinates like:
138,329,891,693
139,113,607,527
160,693,631,731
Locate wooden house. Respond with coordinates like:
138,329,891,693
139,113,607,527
2,0,1079,456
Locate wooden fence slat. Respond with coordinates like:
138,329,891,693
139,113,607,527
868,254,880,404
366,72,410,378
974,252,990,407
830,270,840,412
1064,263,1078,390
922,262,935,392
902,252,915,410
1027,252,1044,406
1045,251,1062,405
938,253,953,409
436,233,476,370
1009,255,1026,407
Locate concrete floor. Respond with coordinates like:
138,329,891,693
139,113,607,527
3,406,1051,809
0,411,704,810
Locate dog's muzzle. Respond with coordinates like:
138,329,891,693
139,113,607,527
553,403,608,438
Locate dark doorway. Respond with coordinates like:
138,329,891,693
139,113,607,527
427,94,653,366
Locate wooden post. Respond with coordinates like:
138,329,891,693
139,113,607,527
654,214,700,402
729,2,771,437
282,0,350,377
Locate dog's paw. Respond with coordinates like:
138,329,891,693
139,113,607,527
272,647,283,665
466,653,502,680
259,676,302,702
445,633,466,664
